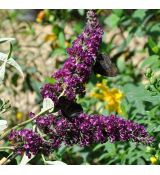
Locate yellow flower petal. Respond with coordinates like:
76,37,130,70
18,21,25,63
90,82,124,114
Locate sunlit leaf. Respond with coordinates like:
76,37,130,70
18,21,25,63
41,97,54,113
19,153,35,165
141,55,159,68
0,120,8,131
0,38,15,44
0,52,24,79
104,14,120,28
132,9,147,21
0,61,7,84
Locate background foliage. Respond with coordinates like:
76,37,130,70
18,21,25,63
0,9,160,165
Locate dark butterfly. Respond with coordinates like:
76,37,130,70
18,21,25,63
93,53,118,77
55,96,83,119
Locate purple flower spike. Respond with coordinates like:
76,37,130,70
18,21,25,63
9,129,43,158
35,114,153,148
8,129,53,158
41,10,103,104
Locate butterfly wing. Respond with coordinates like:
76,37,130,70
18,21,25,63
56,96,83,119
94,54,118,77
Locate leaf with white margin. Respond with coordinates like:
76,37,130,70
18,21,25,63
0,38,15,44
19,153,35,165
0,61,7,84
0,120,8,132
45,160,67,165
41,97,54,113
0,52,24,79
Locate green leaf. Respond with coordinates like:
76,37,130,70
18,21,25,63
58,32,65,48
98,153,110,161
105,14,120,28
51,48,66,56
123,84,160,104
112,9,123,17
7,43,13,60
132,9,147,21
117,33,133,53
45,77,56,84
150,23,160,33
153,125,160,132
117,57,126,72
104,141,116,154
73,23,83,33
78,9,85,16
141,55,159,68
93,143,105,152
148,37,159,54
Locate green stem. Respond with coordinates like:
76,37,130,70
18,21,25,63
41,154,46,164
0,146,14,150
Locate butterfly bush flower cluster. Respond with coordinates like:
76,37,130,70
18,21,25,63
36,114,153,146
8,10,153,158
9,114,153,157
41,10,103,103
9,129,44,158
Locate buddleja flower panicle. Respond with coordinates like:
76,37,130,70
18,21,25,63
35,114,153,148
9,129,43,158
41,10,103,103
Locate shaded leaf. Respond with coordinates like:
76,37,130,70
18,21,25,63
105,14,120,28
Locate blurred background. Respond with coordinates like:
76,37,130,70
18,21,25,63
0,9,160,165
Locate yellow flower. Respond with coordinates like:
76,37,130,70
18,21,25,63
16,112,23,121
150,156,158,165
90,81,124,114
36,10,46,23
44,34,57,42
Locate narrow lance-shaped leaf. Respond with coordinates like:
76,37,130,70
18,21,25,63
0,52,24,79
0,120,8,132
0,38,15,44
0,61,7,84
7,43,13,60
0,51,8,84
